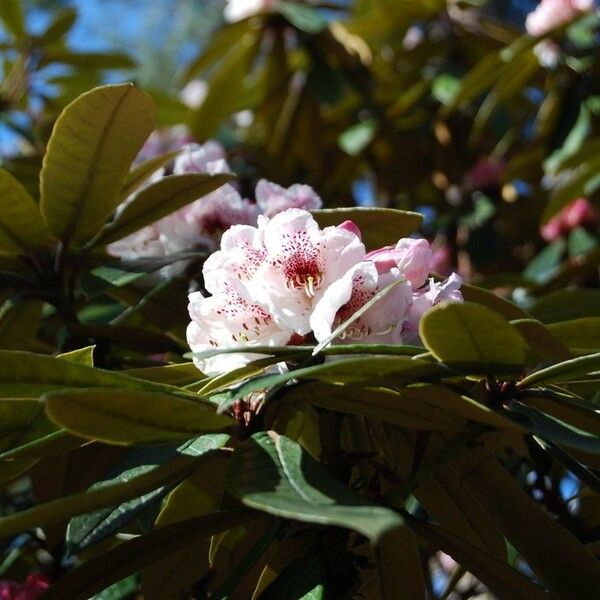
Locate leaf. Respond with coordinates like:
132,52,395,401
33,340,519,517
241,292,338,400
0,0,25,37
548,317,600,354
0,169,53,256
518,352,600,387
464,457,600,599
278,1,328,33
227,431,404,543
414,522,550,600
123,363,203,386
338,119,377,156
189,30,262,140
377,527,426,600
40,84,156,246
118,149,180,201
0,299,46,351
36,8,77,44
41,50,135,69
67,436,227,553
259,550,326,600
529,289,600,323
58,345,95,366
0,349,192,398
96,172,234,245
0,399,58,453
523,240,566,284
42,511,249,600
44,388,236,444
420,302,528,376
311,208,423,250
510,318,571,362
0,453,202,539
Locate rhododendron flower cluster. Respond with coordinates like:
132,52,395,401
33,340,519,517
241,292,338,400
108,140,323,276
187,209,463,375
525,0,595,37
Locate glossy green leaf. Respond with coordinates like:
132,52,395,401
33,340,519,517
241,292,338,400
58,345,95,366
45,388,236,444
0,299,46,351
41,50,135,69
338,119,377,156
96,172,234,244
510,318,571,361
0,453,201,539
0,169,53,255
67,435,227,553
227,431,404,543
123,363,203,386
278,1,328,33
420,302,527,375
40,83,156,245
42,511,249,600
312,207,423,250
0,399,58,453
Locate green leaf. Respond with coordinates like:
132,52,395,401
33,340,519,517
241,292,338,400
67,435,227,553
35,9,77,45
529,288,600,323
518,352,600,387
89,576,138,600
460,284,531,321
278,1,328,33
464,457,600,599
548,317,600,354
123,363,203,386
41,511,249,600
510,318,571,362
0,453,203,539
58,345,95,366
0,399,58,454
312,208,423,250
413,521,550,600
45,388,236,445
0,349,191,398
259,550,326,600
0,299,46,351
189,31,262,140
568,227,597,257
96,173,234,245
227,431,404,543
40,83,156,246
338,119,377,156
41,49,135,69
0,0,25,38
0,169,53,256
118,149,180,201
80,264,148,298
523,239,565,284
420,302,528,376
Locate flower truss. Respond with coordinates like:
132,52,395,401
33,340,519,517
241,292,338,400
107,140,323,276
187,208,463,375
525,0,596,37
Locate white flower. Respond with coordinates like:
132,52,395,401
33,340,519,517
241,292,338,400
252,209,366,334
187,277,293,375
255,179,323,218
310,261,413,345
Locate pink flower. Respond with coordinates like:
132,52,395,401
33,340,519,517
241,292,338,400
429,244,454,277
255,180,323,218
224,0,276,22
526,0,595,37
187,277,293,375
403,274,464,344
135,125,194,163
540,197,598,241
365,238,432,288
310,261,412,345
0,574,50,600
252,209,366,334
